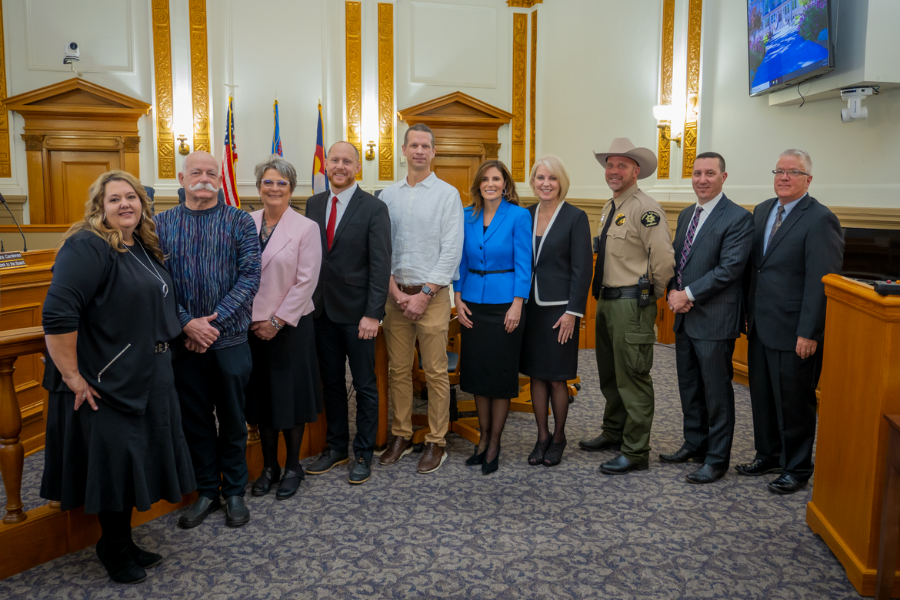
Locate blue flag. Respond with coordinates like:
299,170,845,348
272,99,282,156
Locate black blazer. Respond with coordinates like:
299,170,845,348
745,194,844,351
307,186,392,324
668,195,753,340
527,202,593,316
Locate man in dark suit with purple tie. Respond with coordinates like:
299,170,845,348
660,152,753,484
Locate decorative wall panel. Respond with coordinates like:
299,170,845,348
682,0,702,178
657,0,675,179
378,3,394,181
511,13,527,181
151,0,175,179
410,3,496,89
0,3,10,177
346,1,362,177
188,0,211,153
529,10,537,176
506,0,542,7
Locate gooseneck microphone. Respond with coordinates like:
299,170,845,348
0,192,27,252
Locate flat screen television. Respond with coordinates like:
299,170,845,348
841,228,900,282
747,0,835,97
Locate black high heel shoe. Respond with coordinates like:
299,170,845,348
482,446,500,475
543,440,567,467
465,448,488,466
528,439,551,466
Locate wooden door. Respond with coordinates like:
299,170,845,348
433,155,481,206
48,151,120,223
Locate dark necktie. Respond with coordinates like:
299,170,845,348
326,196,338,250
677,206,703,290
591,202,617,299
766,205,784,254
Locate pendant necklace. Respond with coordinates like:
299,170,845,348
126,238,169,297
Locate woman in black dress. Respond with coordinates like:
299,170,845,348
520,155,593,467
246,156,323,499
41,170,195,584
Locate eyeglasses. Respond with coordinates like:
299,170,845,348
261,179,290,188
772,169,810,178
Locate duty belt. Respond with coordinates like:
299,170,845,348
600,285,641,300
468,268,515,276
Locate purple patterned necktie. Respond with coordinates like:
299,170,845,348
677,206,703,290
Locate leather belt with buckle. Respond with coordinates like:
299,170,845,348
398,284,423,295
155,342,170,354
601,285,640,300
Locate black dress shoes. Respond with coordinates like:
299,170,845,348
659,447,707,464
734,459,782,477
306,449,350,475
276,468,305,500
348,456,371,485
578,434,622,452
96,538,147,584
225,496,250,527
600,454,649,475
127,541,164,569
178,496,221,529
686,464,727,484
767,473,808,494
251,466,281,496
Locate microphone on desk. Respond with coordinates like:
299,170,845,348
0,192,27,252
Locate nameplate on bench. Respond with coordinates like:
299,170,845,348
0,251,26,269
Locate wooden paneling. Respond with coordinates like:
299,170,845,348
48,151,119,223
432,156,480,206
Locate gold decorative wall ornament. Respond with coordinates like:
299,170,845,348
656,0,675,179
377,3,394,181
483,143,502,159
124,137,141,153
188,0,211,153
177,134,189,156
21,135,43,153
529,11,538,175
0,3,10,177
366,141,376,161
682,0,702,178
150,0,176,178
511,13,527,181
507,0,542,7
346,1,363,178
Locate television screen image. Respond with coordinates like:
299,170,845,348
747,0,834,96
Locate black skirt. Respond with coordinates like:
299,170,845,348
245,313,323,429
519,302,581,381
460,301,526,398
40,351,196,514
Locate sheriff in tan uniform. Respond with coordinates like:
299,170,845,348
579,138,675,474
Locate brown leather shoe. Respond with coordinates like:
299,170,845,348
417,443,447,474
379,436,413,466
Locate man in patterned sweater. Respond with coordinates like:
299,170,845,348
154,151,261,529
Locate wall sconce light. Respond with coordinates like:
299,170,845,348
652,105,682,148
177,135,190,156
365,141,376,161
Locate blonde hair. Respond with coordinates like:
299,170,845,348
529,154,570,202
468,160,519,218
62,170,165,262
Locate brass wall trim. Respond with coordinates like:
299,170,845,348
529,10,538,176
346,1,363,178
188,0,211,153
511,13,527,181
682,0,702,178
151,0,176,178
378,3,394,181
0,3,11,178
657,0,675,179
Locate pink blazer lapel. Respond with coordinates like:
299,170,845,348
258,208,296,271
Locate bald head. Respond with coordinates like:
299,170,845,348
179,150,221,208
328,141,360,162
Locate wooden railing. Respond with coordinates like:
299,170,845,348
0,326,46,525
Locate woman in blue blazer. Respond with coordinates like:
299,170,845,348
454,160,532,475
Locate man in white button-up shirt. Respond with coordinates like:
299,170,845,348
378,124,464,474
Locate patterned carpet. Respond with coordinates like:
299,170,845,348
0,345,865,599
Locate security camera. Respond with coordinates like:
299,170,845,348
840,87,873,123
63,42,80,64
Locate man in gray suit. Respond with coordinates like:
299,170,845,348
737,148,843,494
661,152,753,484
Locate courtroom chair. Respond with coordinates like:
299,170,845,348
177,188,227,204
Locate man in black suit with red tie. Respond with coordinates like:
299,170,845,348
737,149,843,494
305,141,391,485
660,152,753,484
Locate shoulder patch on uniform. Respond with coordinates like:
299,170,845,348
641,211,661,227
615,214,626,226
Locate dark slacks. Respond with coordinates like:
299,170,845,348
747,331,822,480
675,333,736,468
173,342,252,499
314,314,379,460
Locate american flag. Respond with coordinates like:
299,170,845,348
222,95,240,208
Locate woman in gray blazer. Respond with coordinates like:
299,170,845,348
520,155,593,467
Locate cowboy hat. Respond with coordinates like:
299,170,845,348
593,137,658,179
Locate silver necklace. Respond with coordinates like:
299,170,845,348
125,238,169,297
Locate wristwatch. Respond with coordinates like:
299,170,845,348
421,285,436,297
270,316,284,330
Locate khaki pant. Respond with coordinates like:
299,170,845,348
383,287,451,446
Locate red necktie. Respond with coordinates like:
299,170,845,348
326,196,338,250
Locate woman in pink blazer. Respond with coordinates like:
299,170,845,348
245,155,323,500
